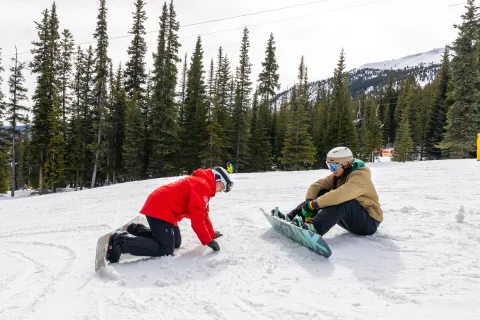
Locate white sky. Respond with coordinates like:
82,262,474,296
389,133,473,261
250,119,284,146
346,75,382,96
0,0,465,110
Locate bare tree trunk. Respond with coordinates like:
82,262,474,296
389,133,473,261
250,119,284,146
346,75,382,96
80,141,85,190
91,78,105,189
39,149,44,194
11,47,18,197
75,168,79,191
91,123,102,189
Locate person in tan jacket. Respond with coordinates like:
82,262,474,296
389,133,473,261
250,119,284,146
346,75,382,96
279,147,382,237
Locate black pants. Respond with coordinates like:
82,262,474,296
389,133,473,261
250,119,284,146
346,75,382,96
120,216,182,257
311,198,380,236
296,189,380,237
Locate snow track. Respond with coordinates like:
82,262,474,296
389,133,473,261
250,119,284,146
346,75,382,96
1,159,479,319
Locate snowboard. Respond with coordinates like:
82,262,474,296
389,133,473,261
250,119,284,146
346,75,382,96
94,215,143,272
260,207,332,258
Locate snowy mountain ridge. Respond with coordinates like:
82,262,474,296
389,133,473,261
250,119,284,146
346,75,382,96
272,47,444,105
356,47,444,71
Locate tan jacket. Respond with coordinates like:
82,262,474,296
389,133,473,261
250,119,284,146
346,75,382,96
305,166,383,222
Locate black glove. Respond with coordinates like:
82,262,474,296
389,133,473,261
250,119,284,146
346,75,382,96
207,239,220,251
287,199,314,220
214,231,223,239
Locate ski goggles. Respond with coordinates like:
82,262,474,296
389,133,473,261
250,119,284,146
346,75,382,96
326,162,341,172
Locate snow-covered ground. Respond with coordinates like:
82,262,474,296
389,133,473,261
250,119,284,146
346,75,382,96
1,159,479,320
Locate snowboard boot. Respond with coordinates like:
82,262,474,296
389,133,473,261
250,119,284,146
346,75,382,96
126,222,141,234
291,216,317,233
291,215,305,228
272,209,287,220
106,231,129,263
302,222,317,233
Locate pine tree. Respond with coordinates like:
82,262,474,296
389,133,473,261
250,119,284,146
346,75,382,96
381,72,397,147
123,91,144,180
416,83,435,160
425,47,451,159
59,29,75,184
78,46,95,189
124,0,148,178
182,36,208,172
280,57,316,170
331,49,357,151
30,9,52,191
124,0,147,101
248,89,271,171
355,99,369,160
440,0,479,158
0,48,4,121
91,0,109,188
59,29,75,138
364,99,383,162
232,27,253,170
110,64,126,183
6,48,29,196
392,106,414,162
44,96,65,191
274,97,288,168
45,2,66,192
256,33,279,170
149,1,181,176
208,47,232,164
66,46,83,190
29,4,65,192
311,84,330,165
201,56,224,167
258,33,280,153
0,49,9,193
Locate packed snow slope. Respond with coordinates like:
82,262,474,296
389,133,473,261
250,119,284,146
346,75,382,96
1,159,479,320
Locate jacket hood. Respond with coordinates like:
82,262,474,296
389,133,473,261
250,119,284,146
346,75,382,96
351,158,366,172
192,168,217,197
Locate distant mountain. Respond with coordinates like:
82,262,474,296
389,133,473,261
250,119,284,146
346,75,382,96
357,48,443,71
272,48,444,105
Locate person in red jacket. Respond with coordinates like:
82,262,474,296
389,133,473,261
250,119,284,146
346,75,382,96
106,167,233,264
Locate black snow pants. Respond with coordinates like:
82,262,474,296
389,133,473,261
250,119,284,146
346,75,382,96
120,216,182,258
309,189,380,236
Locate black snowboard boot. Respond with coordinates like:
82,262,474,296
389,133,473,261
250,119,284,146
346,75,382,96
271,209,287,220
126,223,140,234
106,231,129,263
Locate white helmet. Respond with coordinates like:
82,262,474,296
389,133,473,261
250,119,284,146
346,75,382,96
212,167,234,192
326,147,353,165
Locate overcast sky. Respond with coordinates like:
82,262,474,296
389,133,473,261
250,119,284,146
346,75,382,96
0,0,465,107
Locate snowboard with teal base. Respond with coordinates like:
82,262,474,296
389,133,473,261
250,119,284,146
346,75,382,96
260,207,332,258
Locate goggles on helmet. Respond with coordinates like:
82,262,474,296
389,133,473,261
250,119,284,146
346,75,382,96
326,161,351,172
326,162,339,171
214,167,234,193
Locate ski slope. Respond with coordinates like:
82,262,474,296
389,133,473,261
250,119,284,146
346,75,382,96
1,159,479,320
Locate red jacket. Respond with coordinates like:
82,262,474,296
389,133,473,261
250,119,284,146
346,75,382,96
139,169,217,245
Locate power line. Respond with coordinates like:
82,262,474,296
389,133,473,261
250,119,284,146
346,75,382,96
1,0,330,57
1,0,393,63
107,0,393,54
